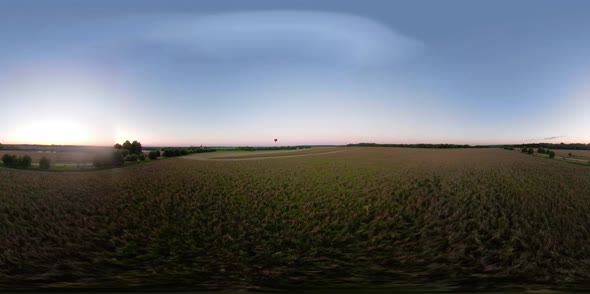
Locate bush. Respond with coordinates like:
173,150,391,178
131,141,142,155
2,154,17,167
93,151,125,168
528,148,534,154
569,153,573,156
1,154,32,169
39,157,51,170
162,148,182,157
538,148,546,154
148,150,160,160
125,154,138,162
18,155,32,168
138,154,146,161
549,151,556,159
521,148,528,153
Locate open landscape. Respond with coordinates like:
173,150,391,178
3,1,590,292
2,147,590,292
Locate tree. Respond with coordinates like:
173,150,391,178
148,150,159,160
122,140,132,152
93,151,124,168
112,150,125,166
18,155,32,168
521,148,528,153
538,148,546,154
131,140,142,155
39,157,51,170
125,154,138,162
114,143,122,149
528,148,534,154
2,154,17,167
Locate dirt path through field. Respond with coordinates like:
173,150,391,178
182,147,354,161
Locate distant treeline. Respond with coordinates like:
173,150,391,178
161,146,217,157
514,143,590,150
231,146,311,151
347,143,488,149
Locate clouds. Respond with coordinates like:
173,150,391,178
140,11,423,67
525,136,564,142
5,11,422,70
543,136,564,140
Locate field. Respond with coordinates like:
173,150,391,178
2,147,590,291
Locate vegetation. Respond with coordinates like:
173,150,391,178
162,148,188,157
148,150,160,160
39,157,51,170
548,150,556,158
125,154,139,162
162,146,216,157
516,142,590,150
2,148,590,291
92,151,125,168
347,143,485,148
1,154,17,167
1,154,32,169
114,140,143,155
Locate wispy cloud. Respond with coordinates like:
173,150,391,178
140,11,424,67
32,11,422,68
525,136,564,142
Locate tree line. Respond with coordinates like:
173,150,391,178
519,147,556,158
92,142,217,167
160,146,216,157
1,154,52,169
93,140,146,167
515,143,590,150
347,143,487,149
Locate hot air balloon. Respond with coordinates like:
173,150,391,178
274,138,278,142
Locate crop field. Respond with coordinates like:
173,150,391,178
187,147,345,160
2,147,590,291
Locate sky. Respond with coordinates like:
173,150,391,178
0,0,589,146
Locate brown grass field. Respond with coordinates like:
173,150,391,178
2,147,590,291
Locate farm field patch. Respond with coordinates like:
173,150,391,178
2,148,590,291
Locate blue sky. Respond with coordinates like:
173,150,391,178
1,0,589,146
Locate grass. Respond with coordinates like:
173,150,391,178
529,150,590,167
2,148,590,292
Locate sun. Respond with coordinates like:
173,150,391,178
14,121,89,145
